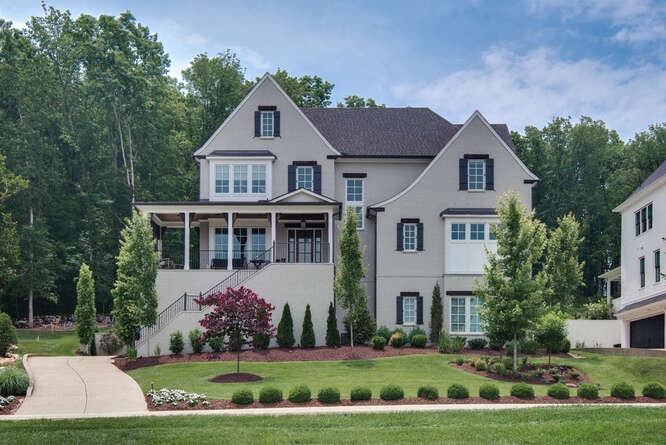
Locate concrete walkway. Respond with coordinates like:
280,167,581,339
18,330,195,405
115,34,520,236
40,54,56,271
16,356,147,416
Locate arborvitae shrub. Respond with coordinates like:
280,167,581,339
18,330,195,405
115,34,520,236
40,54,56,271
447,384,469,399
189,328,204,353
417,385,439,400
169,331,184,354
350,387,372,401
318,387,341,404
429,283,443,343
253,334,270,350
379,384,404,401
208,336,223,352
372,335,386,350
547,383,570,399
510,383,535,399
276,303,295,348
577,383,599,400
300,304,316,348
231,389,254,405
479,383,500,400
410,334,427,348
0,313,17,356
288,385,312,403
610,381,635,399
259,387,283,404
325,302,341,347
642,382,666,399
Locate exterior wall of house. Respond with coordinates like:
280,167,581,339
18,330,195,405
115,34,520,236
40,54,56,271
156,269,234,311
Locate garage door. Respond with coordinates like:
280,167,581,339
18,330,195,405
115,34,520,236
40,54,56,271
630,314,665,348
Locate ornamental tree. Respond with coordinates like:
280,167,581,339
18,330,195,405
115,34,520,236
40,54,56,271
196,286,274,374
544,213,585,311
75,263,97,352
534,311,568,366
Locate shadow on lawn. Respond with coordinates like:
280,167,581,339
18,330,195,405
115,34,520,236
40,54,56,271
342,360,376,369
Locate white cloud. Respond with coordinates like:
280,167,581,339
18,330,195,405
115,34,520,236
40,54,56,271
230,46,272,73
391,47,666,139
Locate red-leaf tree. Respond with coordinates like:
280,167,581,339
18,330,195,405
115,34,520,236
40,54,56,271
195,286,275,374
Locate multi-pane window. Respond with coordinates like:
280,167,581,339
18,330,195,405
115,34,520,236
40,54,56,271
261,111,273,137
450,298,466,332
215,165,229,193
470,223,485,240
640,257,646,288
252,165,266,193
469,297,481,332
403,223,417,251
451,223,466,240
233,165,248,193
468,160,485,191
346,179,364,229
251,228,266,258
403,296,417,325
296,166,313,190
214,228,228,259
656,250,661,283
635,203,654,235
450,296,483,333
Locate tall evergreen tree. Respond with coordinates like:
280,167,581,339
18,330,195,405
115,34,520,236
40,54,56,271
300,304,315,348
276,303,295,348
429,283,443,343
75,263,97,351
325,302,340,347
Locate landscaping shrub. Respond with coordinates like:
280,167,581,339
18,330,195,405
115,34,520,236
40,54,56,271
518,338,540,354
610,381,635,399
468,338,487,350
410,334,427,348
437,336,466,353
371,335,386,350
259,387,283,404
407,327,427,345
436,336,451,353
376,326,391,343
0,313,17,356
455,357,464,366
188,329,204,354
502,357,514,370
450,336,466,352
318,387,341,404
389,331,405,348
208,336,223,353
325,302,340,347
153,344,161,356
231,389,254,405
300,304,316,348
228,333,243,352
343,305,377,345
379,384,404,401
0,367,30,396
568,370,580,380
169,331,184,354
547,383,570,400
350,386,372,401
89,338,97,356
447,384,469,399
417,385,439,400
510,383,535,399
493,363,507,376
474,360,487,371
642,382,666,399
430,283,443,343
288,384,312,403
277,303,295,348
99,332,121,355
488,336,504,351
577,383,599,399
253,334,270,350
479,383,500,400
553,338,571,354
126,347,137,361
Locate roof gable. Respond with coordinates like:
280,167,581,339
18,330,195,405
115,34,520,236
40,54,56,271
614,159,666,212
270,188,338,204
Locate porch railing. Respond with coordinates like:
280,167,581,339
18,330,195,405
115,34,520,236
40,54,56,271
273,242,330,264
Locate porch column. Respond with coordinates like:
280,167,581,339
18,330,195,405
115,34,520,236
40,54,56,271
270,211,277,262
328,210,333,263
227,212,233,270
183,212,190,270
606,279,612,306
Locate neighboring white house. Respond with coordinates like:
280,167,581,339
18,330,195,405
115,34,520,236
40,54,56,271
613,160,666,349
132,73,538,355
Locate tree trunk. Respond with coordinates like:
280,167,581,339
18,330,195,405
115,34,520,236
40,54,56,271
513,333,518,372
28,206,34,328
236,349,240,374
349,318,355,358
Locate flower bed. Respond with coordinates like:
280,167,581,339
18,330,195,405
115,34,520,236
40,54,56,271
0,395,22,415
146,388,209,408
452,358,587,386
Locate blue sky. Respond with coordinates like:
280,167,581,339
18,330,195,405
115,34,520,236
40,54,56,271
2,0,665,139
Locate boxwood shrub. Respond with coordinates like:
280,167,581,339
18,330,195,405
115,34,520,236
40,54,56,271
287,384,311,403
510,383,535,399
380,384,404,401
417,385,439,400
642,382,666,399
350,386,372,401
371,335,386,351
318,387,341,404
547,383,570,400
376,326,391,343
479,383,500,400
610,381,635,399
231,389,254,405
447,384,469,399
577,383,599,400
410,334,427,348
259,387,283,404
468,338,487,350
0,367,30,396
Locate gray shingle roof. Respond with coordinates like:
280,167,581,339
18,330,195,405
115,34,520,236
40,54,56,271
301,107,514,157
629,159,666,197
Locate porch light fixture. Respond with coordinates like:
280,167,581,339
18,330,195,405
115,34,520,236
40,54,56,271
300,218,307,228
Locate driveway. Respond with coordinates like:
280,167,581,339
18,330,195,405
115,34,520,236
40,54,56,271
17,356,147,416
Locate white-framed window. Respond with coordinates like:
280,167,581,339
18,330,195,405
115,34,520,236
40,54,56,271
261,111,273,137
233,165,248,193
640,256,646,288
655,250,661,283
346,179,364,230
251,228,266,257
403,296,417,325
470,223,485,240
251,165,266,193
215,164,229,193
296,166,313,190
451,223,466,240
211,161,271,199
450,296,483,333
468,160,485,191
635,203,653,236
403,223,417,251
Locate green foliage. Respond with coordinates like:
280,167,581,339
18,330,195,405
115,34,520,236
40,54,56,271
252,334,270,350
89,337,97,356
350,386,372,401
111,214,158,347
189,329,204,354
493,363,507,376
336,95,384,108
429,283,443,343
379,384,404,401
343,298,376,345
642,382,665,399
479,383,500,400
447,384,469,399
325,302,340,347
474,360,487,371
288,385,312,403
610,382,635,399
510,383,535,399
0,367,29,396
269,68,334,108
410,334,427,348
376,326,391,342
300,304,315,348
317,387,341,404
582,300,612,320
258,387,282,404
417,385,439,400
407,327,427,345
169,331,184,354
547,383,570,399
518,338,540,355
371,335,386,350
389,331,405,348
534,311,568,365
0,312,17,355
208,336,223,353
153,344,160,357
127,347,137,361
99,332,121,355
468,338,487,350
577,383,599,399
75,264,96,347
276,303,295,349
231,389,254,405
544,214,585,310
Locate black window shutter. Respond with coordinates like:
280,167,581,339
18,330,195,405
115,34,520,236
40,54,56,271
313,165,322,194
396,296,403,325
273,111,281,137
416,223,424,251
485,158,494,190
459,158,468,190
416,296,423,325
254,111,261,137
396,223,404,251
288,165,296,192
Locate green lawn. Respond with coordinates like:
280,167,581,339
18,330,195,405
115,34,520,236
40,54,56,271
2,407,665,444
127,351,666,399
15,330,81,356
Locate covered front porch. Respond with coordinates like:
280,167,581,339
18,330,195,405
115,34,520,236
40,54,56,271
134,200,339,270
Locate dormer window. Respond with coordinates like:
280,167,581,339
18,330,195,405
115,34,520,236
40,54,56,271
254,106,280,138
261,111,273,137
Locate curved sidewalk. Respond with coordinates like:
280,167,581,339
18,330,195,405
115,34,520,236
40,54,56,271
16,356,147,416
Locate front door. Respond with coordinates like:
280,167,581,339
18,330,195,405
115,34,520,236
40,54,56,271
288,229,322,263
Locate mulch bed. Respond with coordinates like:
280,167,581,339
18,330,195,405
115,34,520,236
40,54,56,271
0,397,23,415
209,373,263,383
147,395,666,411
453,362,590,386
